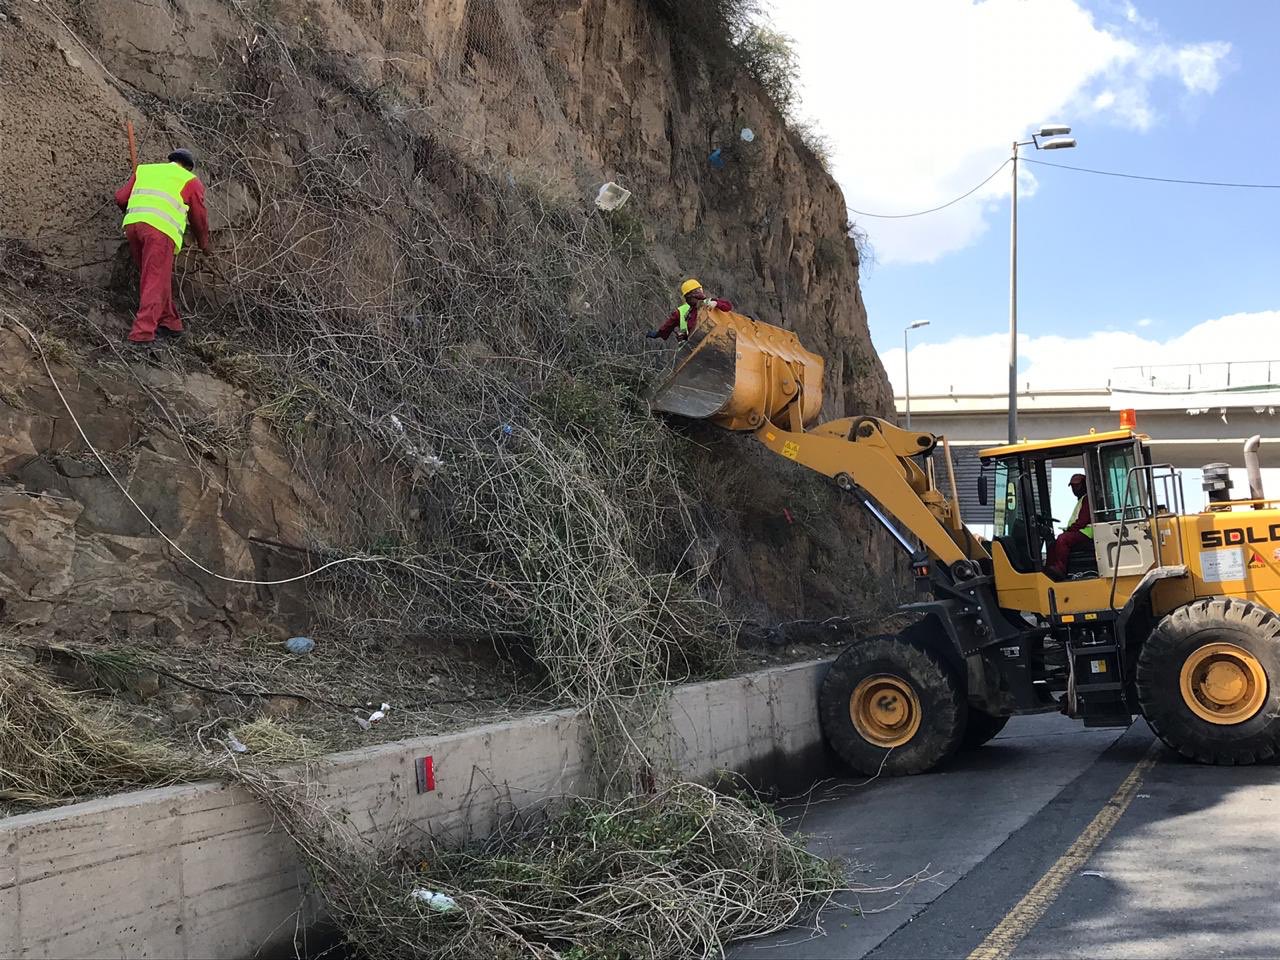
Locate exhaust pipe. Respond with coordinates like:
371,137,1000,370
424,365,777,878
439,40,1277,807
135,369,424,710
1245,434,1265,508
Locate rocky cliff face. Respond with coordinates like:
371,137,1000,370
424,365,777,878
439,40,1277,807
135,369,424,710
0,0,897,646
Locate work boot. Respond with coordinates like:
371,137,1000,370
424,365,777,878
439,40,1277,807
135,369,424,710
126,339,159,359
157,327,184,341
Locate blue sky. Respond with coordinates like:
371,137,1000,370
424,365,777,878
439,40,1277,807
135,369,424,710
772,0,1280,395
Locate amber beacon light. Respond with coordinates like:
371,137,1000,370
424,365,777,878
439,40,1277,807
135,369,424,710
1119,408,1137,430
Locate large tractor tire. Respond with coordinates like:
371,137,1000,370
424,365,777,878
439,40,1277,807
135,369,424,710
819,632,967,776
961,707,1010,749
1136,598,1280,765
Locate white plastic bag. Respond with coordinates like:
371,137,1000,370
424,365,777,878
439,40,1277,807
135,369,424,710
594,181,632,211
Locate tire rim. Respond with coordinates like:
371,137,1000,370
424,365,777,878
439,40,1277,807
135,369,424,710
1179,642,1268,725
850,674,922,748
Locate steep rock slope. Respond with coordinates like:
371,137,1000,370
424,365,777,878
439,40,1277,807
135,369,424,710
0,0,897,648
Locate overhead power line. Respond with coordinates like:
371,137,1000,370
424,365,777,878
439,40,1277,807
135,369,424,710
846,160,1010,219
846,155,1280,222
1022,157,1280,189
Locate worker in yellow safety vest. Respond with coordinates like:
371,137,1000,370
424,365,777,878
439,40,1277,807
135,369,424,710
647,278,733,343
1046,473,1093,579
114,149,211,345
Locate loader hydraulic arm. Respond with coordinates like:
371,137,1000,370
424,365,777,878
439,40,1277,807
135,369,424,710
648,309,987,571
753,415,987,569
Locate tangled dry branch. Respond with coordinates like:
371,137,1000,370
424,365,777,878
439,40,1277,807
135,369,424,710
265,779,866,960
133,24,740,790
0,5,878,954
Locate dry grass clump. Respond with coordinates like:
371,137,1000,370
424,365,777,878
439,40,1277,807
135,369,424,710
0,662,194,807
227,718,326,765
311,781,848,960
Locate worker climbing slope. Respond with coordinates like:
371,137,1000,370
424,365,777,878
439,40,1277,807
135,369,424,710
647,278,733,342
115,148,211,345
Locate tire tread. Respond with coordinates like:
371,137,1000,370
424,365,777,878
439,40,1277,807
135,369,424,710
819,632,966,776
1137,597,1280,766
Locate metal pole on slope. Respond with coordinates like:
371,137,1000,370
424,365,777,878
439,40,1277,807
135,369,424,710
126,121,138,170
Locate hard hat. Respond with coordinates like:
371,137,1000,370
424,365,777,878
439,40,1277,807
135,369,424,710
168,148,196,170
1070,473,1087,484
680,278,702,297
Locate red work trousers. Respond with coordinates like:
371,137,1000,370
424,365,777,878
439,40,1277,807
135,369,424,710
1047,530,1091,574
125,222,183,342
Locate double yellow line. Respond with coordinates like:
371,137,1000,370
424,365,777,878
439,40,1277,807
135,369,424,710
967,741,1160,960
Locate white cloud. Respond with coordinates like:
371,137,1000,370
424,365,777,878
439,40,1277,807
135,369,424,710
1122,2,1155,31
771,0,1231,264
882,310,1280,395
1167,41,1231,93
1136,317,1154,328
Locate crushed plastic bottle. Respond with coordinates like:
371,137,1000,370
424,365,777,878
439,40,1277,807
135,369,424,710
355,702,392,731
410,889,459,912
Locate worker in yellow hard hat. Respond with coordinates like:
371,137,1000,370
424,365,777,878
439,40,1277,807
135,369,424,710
647,278,734,343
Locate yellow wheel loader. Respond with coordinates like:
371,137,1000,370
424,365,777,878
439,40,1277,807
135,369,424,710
653,307,1280,775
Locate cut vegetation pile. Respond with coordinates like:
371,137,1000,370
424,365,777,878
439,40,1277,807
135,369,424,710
281,781,852,960
1,657,859,955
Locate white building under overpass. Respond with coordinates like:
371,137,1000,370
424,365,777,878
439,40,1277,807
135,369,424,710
895,360,1280,533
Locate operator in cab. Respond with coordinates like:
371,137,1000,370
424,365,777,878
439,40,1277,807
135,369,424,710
1045,473,1092,580
647,278,733,343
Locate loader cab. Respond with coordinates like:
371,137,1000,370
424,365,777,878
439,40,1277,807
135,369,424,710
980,430,1159,581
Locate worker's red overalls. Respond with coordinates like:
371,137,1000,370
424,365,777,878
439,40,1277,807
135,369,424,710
115,168,210,343
1046,496,1092,575
124,223,182,342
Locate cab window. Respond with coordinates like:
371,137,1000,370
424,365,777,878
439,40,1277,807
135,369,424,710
1092,442,1147,523
993,456,1050,572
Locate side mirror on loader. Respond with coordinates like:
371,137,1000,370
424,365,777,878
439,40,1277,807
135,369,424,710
978,470,989,507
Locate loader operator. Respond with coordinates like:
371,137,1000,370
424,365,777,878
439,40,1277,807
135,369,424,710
647,278,733,343
115,148,211,345
1045,472,1092,579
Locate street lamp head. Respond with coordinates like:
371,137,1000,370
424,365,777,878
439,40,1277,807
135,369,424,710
907,320,931,331
1038,124,1072,137
1040,137,1077,150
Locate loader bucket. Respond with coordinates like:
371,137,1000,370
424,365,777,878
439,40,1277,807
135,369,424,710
650,307,825,431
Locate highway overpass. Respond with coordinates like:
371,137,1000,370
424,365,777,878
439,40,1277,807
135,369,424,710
895,361,1280,530
896,360,1280,469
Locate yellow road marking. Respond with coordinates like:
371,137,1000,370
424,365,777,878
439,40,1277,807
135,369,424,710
967,740,1160,960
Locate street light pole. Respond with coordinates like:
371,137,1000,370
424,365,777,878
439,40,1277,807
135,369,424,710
904,319,930,428
1008,139,1019,444
1007,125,1077,444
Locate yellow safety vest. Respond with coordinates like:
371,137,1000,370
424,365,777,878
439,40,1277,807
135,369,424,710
122,162,196,252
677,302,692,334
1067,499,1093,539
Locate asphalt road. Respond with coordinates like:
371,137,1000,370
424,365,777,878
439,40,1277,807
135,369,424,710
734,714,1280,960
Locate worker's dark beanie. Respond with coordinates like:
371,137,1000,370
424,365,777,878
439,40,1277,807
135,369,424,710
168,149,196,170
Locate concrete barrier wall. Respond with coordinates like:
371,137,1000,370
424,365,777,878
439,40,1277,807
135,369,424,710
0,660,831,960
